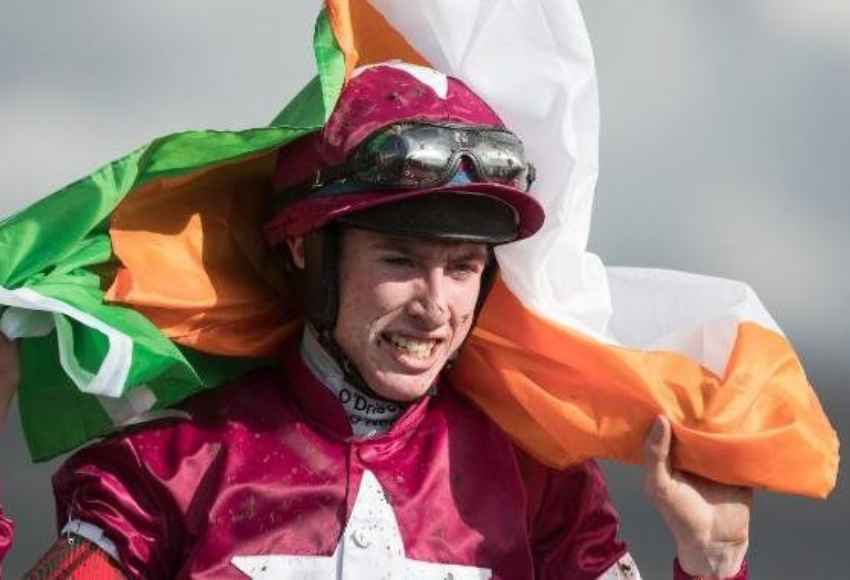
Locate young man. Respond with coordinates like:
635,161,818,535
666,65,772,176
0,64,749,579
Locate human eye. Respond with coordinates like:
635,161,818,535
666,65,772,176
447,260,482,280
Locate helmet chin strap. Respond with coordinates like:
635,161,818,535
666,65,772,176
313,324,423,404
297,227,413,403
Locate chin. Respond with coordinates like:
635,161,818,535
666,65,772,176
368,369,442,402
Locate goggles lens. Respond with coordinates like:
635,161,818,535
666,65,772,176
350,122,535,191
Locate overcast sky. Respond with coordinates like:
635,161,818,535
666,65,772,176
1,2,848,577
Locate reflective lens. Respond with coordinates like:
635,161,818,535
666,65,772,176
350,122,535,190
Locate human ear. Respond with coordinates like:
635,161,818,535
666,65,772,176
285,236,306,269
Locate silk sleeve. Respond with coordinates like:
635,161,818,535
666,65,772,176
52,418,222,580
519,456,628,580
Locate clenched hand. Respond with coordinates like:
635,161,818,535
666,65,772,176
643,415,751,579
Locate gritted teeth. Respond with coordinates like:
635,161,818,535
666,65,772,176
382,332,440,360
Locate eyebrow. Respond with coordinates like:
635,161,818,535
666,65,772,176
371,237,418,253
449,247,489,262
371,237,489,262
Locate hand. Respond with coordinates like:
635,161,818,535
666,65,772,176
643,415,751,579
0,332,20,428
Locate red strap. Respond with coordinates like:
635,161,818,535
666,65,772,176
24,535,126,580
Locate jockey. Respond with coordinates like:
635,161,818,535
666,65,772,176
2,63,749,579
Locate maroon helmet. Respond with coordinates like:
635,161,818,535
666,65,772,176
265,63,544,247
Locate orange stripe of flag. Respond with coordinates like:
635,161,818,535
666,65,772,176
106,152,300,357
326,0,429,78
452,279,838,498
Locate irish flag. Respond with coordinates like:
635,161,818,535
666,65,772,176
0,0,838,499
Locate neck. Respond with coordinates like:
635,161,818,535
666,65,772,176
300,325,404,438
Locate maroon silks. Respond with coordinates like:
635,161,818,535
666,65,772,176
52,341,627,579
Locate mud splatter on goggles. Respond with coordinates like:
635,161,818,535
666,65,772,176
309,122,536,192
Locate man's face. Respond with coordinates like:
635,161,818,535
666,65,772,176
327,228,488,401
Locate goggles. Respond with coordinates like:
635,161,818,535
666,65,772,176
304,122,536,194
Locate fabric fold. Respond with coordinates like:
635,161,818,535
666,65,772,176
0,1,838,498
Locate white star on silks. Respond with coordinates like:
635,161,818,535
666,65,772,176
232,469,492,579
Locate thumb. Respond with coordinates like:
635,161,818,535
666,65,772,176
643,415,673,491
0,333,20,427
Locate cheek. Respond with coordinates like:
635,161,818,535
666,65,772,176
450,315,474,351
335,269,373,345
338,276,416,333
374,272,442,316
449,282,481,333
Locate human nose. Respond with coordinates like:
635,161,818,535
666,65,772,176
407,268,450,327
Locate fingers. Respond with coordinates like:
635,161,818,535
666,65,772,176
0,332,19,368
644,414,672,464
0,332,17,357
643,415,673,496
0,331,20,428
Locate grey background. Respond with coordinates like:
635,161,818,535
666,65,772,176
0,1,846,577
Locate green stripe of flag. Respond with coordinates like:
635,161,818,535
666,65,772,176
0,9,346,461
